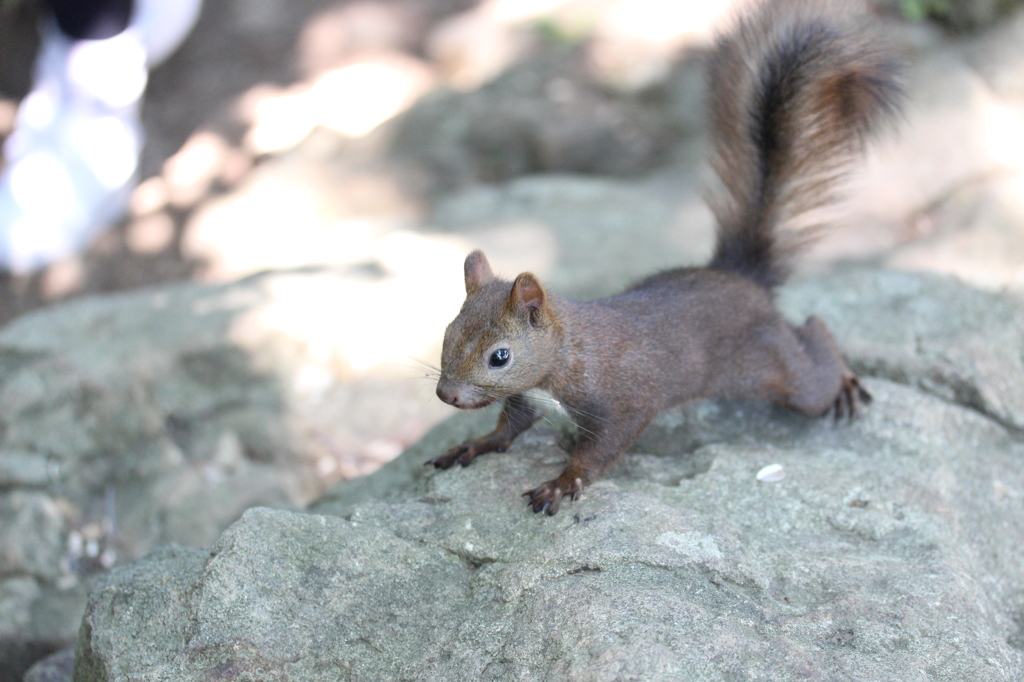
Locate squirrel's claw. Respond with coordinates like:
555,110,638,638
855,380,873,405
427,436,511,469
524,474,585,515
833,376,871,422
427,443,477,469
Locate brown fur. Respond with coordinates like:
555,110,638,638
706,0,901,288
429,0,902,515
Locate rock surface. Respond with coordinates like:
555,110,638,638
73,270,1024,681
0,266,455,678
781,269,1024,432
4,2,1024,679
430,172,714,298
390,46,677,195
23,648,74,682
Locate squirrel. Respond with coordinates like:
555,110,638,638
428,0,903,515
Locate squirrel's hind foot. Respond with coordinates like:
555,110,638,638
834,375,872,422
523,471,584,516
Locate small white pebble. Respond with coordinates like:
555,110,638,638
756,463,786,482
56,574,79,590
203,466,225,486
67,530,83,556
316,456,338,476
99,548,117,569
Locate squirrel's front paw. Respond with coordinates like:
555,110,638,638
834,375,872,421
426,437,509,469
523,471,584,516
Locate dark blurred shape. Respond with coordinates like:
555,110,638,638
0,641,64,682
51,0,131,40
0,0,41,99
883,0,1024,31
22,646,74,682
944,0,1024,30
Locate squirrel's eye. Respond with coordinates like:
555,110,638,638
489,348,510,368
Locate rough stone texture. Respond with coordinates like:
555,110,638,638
75,546,208,682
782,269,1024,433
0,266,454,679
4,3,1024,679
0,278,289,677
73,270,1024,681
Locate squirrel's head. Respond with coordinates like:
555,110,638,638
436,250,562,409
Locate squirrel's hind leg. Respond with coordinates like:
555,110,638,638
778,315,871,420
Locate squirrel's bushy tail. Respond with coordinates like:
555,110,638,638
706,0,902,289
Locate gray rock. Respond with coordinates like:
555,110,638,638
882,0,1024,31
75,547,208,682
0,492,64,581
0,267,424,677
942,0,1024,31
0,450,50,487
74,271,1024,681
781,269,1024,433
879,175,1024,296
965,4,1024,96
431,173,715,299
23,647,74,682
390,46,676,195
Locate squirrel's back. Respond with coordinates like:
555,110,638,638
705,0,902,289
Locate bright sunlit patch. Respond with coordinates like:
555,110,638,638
163,131,229,207
312,62,418,137
129,176,169,216
982,102,1024,174
244,55,433,155
587,0,735,89
6,153,82,269
185,179,386,280
67,30,147,108
8,152,78,220
17,87,58,134
244,87,312,155
600,0,733,44
70,115,139,188
226,230,467,375
490,0,571,23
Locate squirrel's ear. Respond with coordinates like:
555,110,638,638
464,250,494,295
509,272,547,324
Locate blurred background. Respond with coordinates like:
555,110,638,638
0,0,1021,311
2,0,1024,678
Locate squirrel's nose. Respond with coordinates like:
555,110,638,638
436,383,461,407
